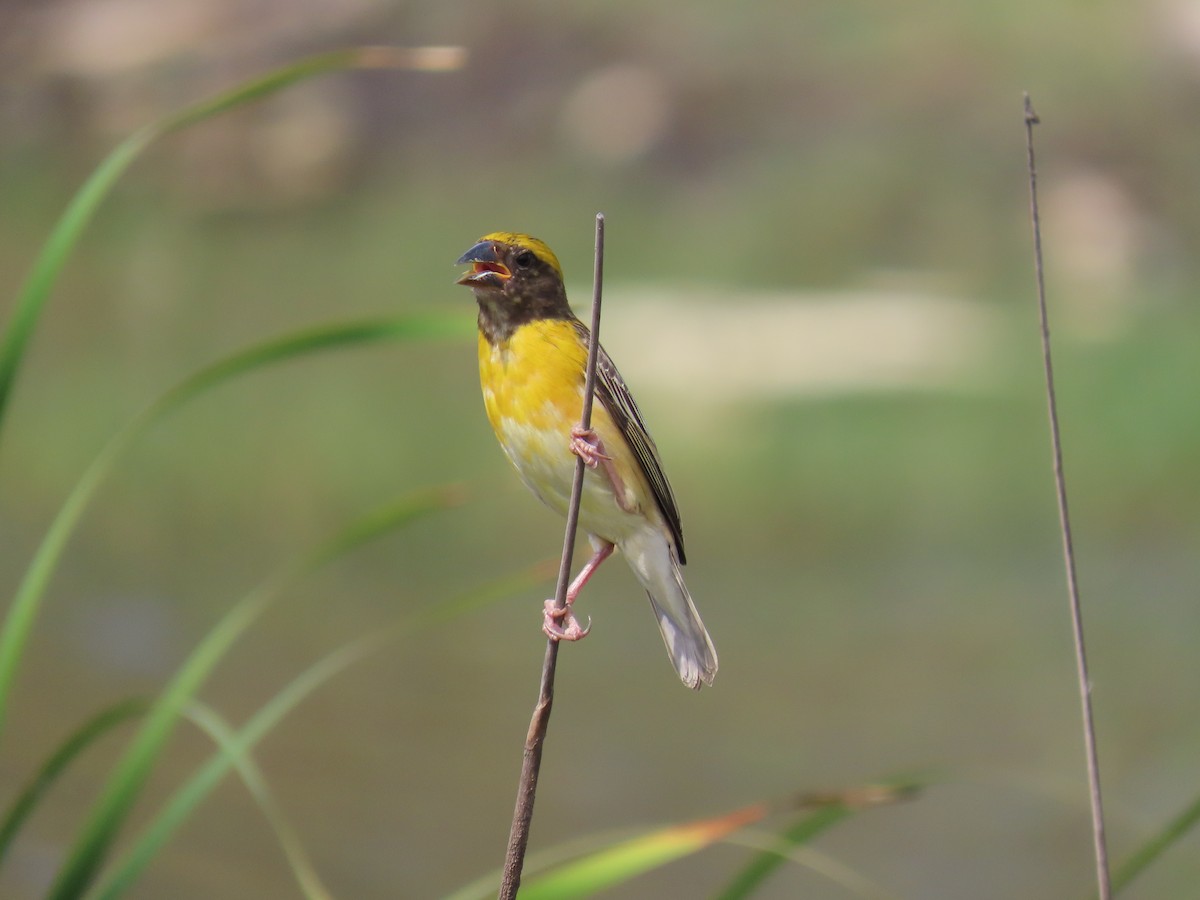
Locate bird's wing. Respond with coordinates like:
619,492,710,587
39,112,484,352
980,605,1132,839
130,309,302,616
574,320,687,563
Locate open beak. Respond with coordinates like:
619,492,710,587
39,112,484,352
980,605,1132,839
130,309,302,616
455,240,511,287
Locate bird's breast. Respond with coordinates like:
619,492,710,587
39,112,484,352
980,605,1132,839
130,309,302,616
479,319,586,437
478,320,645,539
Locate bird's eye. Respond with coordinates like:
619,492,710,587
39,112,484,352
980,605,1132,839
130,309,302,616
514,250,536,270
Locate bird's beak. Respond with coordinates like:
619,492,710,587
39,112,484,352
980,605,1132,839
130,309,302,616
455,240,511,287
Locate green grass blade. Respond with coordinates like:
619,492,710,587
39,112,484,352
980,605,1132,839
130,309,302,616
449,816,900,900
445,829,646,900
453,781,920,900
0,313,469,742
476,780,920,900
721,829,898,900
0,698,148,865
1112,790,1200,894
715,779,924,900
0,133,153,433
88,564,546,900
150,314,470,416
515,803,773,900
153,46,465,139
46,486,460,900
179,702,334,900
0,45,462,439
713,807,852,900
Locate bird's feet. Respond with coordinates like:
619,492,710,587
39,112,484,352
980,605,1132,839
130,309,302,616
569,425,611,469
543,599,592,642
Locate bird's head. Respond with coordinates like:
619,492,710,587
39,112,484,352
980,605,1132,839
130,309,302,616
456,233,570,341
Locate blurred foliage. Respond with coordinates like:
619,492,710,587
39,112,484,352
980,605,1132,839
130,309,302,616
3,0,1200,295
0,1,1198,898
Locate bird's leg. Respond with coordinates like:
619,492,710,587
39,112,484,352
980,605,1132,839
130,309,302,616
566,540,615,604
543,540,615,641
569,425,637,514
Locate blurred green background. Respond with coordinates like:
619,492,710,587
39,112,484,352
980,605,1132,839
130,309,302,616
2,0,1199,897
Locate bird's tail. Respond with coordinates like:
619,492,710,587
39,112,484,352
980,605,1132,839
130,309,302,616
622,527,717,690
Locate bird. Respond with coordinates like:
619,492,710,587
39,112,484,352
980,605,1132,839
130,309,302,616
455,231,717,689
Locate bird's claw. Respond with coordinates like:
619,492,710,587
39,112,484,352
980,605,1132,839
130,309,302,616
543,599,592,641
569,425,611,469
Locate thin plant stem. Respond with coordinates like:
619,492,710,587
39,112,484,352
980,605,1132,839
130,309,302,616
1023,93,1111,900
498,214,606,899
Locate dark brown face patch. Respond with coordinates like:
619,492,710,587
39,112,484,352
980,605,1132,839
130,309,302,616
464,241,575,345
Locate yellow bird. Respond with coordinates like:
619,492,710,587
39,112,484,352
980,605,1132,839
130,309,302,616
455,232,717,689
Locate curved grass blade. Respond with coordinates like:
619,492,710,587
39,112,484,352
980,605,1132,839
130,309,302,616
454,780,917,900
0,44,464,436
153,314,469,414
0,136,152,434
0,698,147,865
0,312,470,741
446,828,645,900
721,830,897,900
515,803,771,900
714,807,852,900
88,563,548,900
1112,790,1200,894
715,779,924,900
180,702,333,900
46,485,461,900
448,820,897,900
453,780,920,900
